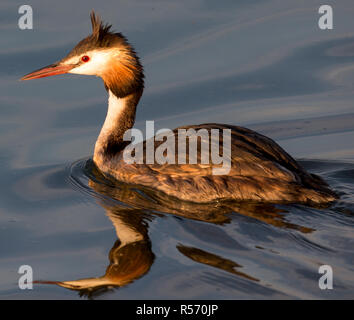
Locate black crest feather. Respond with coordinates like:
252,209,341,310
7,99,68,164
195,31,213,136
90,10,112,41
64,11,124,58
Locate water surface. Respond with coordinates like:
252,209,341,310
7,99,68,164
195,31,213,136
0,0,353,299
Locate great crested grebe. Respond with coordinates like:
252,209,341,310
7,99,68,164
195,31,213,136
22,12,337,204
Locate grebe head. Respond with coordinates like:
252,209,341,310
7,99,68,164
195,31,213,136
21,11,144,98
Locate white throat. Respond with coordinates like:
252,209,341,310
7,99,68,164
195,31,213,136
101,90,126,134
94,90,127,160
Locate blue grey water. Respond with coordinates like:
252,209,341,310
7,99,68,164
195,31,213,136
0,0,353,299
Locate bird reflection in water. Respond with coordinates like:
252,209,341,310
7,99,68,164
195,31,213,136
35,159,315,297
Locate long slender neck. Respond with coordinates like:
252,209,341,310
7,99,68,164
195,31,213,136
93,89,142,165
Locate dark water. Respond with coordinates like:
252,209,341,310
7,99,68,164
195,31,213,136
0,0,354,299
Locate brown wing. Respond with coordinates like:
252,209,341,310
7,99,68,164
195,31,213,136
104,123,336,203
142,123,303,181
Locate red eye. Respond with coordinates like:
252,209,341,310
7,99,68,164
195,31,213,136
81,55,90,62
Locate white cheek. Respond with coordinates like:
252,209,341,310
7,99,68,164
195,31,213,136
68,61,101,75
67,51,116,76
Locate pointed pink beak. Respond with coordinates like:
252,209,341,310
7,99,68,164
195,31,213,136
21,63,76,80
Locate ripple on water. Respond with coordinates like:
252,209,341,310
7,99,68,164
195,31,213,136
34,157,351,299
